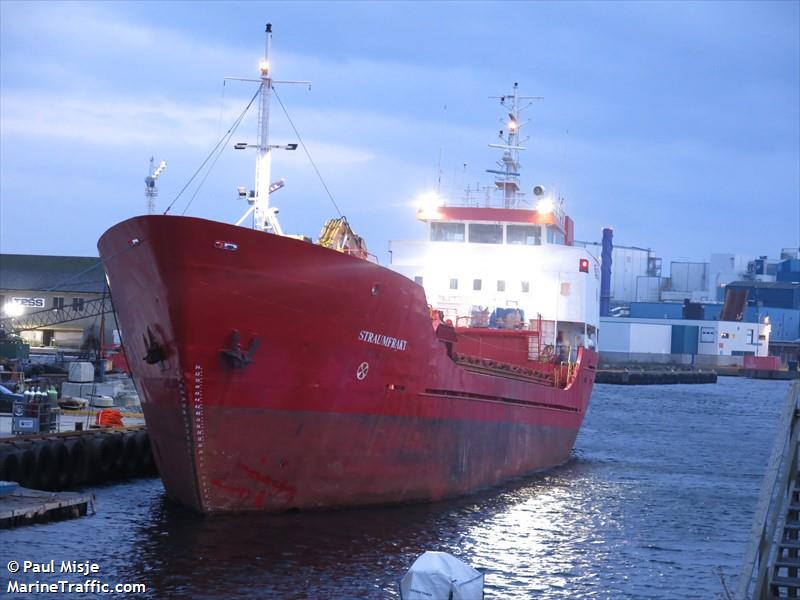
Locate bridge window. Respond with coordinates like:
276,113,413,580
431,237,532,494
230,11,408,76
546,226,565,245
449,278,458,290
52,297,64,309
497,280,505,292
521,281,530,293
473,279,482,291
72,297,84,312
468,223,503,244
507,225,541,245
430,222,465,242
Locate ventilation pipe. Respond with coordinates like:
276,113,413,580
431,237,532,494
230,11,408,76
600,228,613,317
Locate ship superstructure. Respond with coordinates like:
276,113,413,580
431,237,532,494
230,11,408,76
392,84,599,362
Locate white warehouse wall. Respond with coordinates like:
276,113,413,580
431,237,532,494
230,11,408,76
629,323,672,354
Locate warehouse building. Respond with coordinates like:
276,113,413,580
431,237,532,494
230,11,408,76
0,254,114,348
599,316,771,367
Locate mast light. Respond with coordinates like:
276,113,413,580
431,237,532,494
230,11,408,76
259,60,269,75
508,113,518,131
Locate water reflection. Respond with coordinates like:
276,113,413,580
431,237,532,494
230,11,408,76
4,378,790,599
129,470,596,598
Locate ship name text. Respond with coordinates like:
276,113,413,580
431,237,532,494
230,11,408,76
358,330,407,351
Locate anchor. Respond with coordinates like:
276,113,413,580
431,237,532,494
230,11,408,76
142,327,166,364
221,329,260,369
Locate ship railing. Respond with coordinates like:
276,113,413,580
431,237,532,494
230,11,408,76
736,381,800,599
456,316,479,328
555,358,577,389
451,352,556,386
439,190,532,210
341,248,380,264
454,315,532,331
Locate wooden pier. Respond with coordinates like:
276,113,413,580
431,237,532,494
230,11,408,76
0,486,95,529
737,381,800,599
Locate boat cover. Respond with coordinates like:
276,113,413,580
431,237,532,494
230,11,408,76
398,551,484,599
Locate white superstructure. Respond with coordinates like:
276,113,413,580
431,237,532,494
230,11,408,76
390,84,600,354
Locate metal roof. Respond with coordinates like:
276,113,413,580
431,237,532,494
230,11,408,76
0,254,107,293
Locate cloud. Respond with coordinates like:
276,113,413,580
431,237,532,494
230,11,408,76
1,93,221,147
1,0,797,264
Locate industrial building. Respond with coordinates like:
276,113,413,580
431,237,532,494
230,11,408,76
600,316,771,366
579,234,798,307
0,254,114,348
576,240,662,303
593,245,800,366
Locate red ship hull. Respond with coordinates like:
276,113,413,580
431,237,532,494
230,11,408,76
98,215,597,514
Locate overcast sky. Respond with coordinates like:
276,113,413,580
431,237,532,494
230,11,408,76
1,1,798,270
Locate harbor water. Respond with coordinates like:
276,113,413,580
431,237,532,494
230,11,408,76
2,377,789,598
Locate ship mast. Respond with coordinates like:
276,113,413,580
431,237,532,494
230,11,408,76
254,24,276,233
230,24,309,234
488,83,542,208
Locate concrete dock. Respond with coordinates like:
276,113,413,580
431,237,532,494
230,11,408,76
595,368,717,385
0,411,145,439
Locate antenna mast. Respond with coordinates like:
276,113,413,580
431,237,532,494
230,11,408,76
487,83,542,208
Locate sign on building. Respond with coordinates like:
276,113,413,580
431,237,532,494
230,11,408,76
11,297,46,308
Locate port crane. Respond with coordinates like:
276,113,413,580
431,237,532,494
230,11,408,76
144,157,167,214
